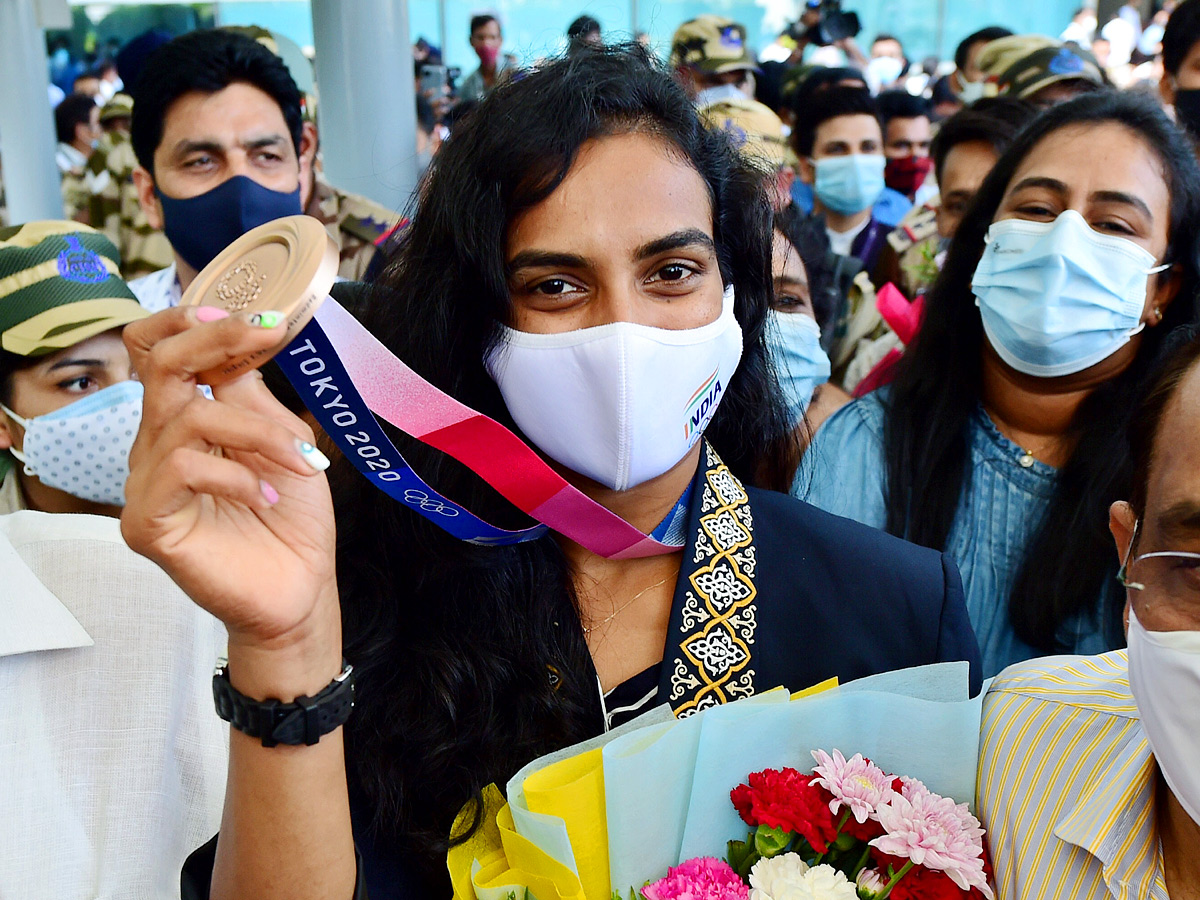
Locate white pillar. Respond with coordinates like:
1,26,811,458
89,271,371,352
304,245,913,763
0,0,64,223
311,0,419,213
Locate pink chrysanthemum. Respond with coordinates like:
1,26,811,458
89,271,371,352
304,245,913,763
642,857,750,900
810,749,894,824
896,776,931,803
870,790,994,899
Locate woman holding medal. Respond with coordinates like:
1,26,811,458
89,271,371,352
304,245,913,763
120,48,980,899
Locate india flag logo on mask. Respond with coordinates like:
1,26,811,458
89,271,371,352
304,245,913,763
683,367,723,446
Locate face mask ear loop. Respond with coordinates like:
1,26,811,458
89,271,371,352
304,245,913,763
1139,261,1174,338
0,401,28,430
0,402,33,472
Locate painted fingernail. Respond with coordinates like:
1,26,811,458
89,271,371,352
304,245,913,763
249,311,285,328
295,438,331,472
196,306,230,322
259,479,280,505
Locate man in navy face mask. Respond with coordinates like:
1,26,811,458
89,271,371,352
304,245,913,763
127,29,316,312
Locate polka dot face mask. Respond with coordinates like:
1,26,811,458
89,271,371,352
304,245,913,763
2,380,143,506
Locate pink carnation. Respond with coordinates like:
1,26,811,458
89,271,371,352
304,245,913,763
642,857,750,900
810,749,894,824
870,789,993,899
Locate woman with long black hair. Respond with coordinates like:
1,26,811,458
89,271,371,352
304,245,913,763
119,47,978,899
799,90,1200,677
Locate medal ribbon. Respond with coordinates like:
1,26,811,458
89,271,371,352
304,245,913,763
274,296,684,559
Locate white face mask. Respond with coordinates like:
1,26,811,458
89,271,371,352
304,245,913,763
958,78,986,104
485,286,743,492
1127,607,1200,826
695,82,751,108
2,380,143,506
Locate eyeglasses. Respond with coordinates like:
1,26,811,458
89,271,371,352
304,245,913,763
1118,520,1200,630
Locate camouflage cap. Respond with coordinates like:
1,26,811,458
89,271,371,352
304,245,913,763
978,35,1105,100
99,92,134,123
700,97,796,170
0,222,148,357
670,15,758,75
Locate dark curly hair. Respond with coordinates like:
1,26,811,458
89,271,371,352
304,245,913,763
334,45,787,893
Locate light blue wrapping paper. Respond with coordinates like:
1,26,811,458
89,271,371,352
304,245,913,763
602,691,792,892
502,663,982,895
677,663,983,860
505,703,677,876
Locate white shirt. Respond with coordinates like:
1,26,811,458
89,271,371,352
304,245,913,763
826,216,870,258
55,142,88,175
130,262,182,313
0,509,228,899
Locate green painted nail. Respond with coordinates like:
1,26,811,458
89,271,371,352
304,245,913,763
250,311,285,328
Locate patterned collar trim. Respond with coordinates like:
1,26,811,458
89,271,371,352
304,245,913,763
666,442,758,718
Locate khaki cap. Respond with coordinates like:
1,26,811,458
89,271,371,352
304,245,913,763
99,92,133,123
978,35,1105,100
700,97,796,170
671,15,757,75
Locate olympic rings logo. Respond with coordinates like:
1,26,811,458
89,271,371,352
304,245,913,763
402,489,460,517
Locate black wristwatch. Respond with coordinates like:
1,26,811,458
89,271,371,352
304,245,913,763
212,658,355,747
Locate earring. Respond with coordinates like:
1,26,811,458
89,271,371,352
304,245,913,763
1154,306,1163,322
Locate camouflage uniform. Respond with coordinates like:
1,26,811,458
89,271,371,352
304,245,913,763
885,197,942,299
87,134,174,281
57,144,91,224
304,176,401,282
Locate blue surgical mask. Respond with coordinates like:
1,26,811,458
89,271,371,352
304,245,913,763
765,311,831,424
811,154,886,216
971,210,1168,378
156,175,302,273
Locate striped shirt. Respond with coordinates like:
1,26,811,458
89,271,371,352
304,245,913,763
977,651,1168,900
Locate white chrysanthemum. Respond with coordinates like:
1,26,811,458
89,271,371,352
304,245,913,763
748,855,856,900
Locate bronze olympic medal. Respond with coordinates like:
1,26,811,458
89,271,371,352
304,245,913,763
179,215,339,384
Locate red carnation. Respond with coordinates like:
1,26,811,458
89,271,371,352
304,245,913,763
728,768,839,854
841,813,885,843
869,850,975,900
885,864,971,900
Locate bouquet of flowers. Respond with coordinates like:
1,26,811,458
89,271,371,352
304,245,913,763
448,663,988,900
633,749,992,900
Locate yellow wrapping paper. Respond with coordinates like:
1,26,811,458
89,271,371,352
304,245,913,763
449,785,587,900
448,680,840,899
523,748,609,900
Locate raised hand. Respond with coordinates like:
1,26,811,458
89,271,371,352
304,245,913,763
121,307,343,694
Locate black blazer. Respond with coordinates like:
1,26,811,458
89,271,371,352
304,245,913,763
183,444,981,899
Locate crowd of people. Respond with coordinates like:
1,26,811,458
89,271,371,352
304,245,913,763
3,2,1200,899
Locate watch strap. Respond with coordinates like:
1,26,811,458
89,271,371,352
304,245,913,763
213,659,355,747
